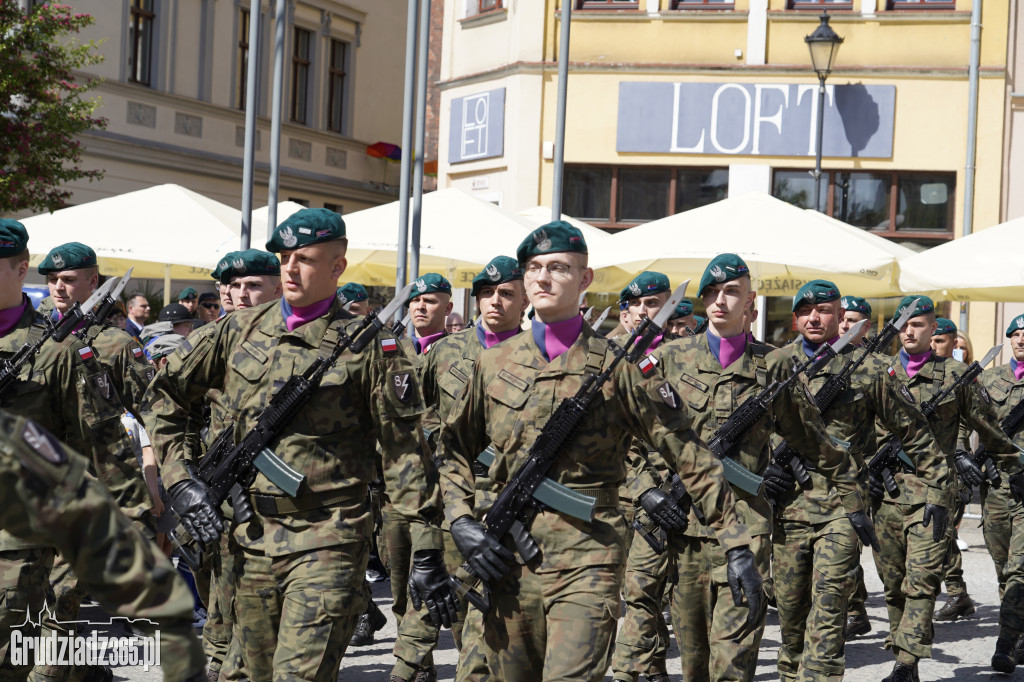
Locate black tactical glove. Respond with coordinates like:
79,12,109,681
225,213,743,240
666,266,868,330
761,461,797,501
226,483,256,525
725,546,763,638
954,450,983,488
509,519,540,565
847,509,880,551
922,503,949,542
450,516,515,582
408,549,460,629
1009,471,1024,504
168,479,223,552
868,470,885,503
639,487,688,533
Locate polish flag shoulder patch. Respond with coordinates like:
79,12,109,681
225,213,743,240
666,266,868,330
131,346,143,358
887,366,896,378
78,346,94,361
380,338,398,354
638,355,658,375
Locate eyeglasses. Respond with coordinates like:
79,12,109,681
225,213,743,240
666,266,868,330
523,261,577,280
200,302,220,310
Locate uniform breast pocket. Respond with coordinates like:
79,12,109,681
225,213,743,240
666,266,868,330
987,380,1011,406
76,368,123,427
484,374,530,452
295,364,357,437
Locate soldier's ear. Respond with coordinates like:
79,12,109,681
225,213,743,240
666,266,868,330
579,267,594,292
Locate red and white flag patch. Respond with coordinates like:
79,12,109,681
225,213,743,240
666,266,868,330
381,338,398,353
887,366,896,378
639,355,658,375
131,346,143,358
78,347,94,361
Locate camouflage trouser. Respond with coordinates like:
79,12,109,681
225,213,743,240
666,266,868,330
610,526,672,682
0,547,55,679
203,531,243,677
229,542,367,681
991,488,1024,637
983,483,1014,598
384,506,442,680
458,561,622,682
941,493,967,595
774,517,858,682
872,500,945,664
669,533,769,682
847,554,869,617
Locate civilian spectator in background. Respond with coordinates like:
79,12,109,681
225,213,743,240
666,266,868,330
955,330,974,364
157,303,198,337
177,287,199,316
196,292,221,324
125,293,151,341
110,300,128,330
446,312,465,334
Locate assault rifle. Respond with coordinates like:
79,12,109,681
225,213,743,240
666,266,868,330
766,319,869,494
449,281,689,612
919,344,1001,420
170,283,414,569
633,471,705,555
76,269,134,343
0,276,118,399
970,395,1024,489
591,307,611,332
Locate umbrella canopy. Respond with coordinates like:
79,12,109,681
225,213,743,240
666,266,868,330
897,216,1024,302
588,192,914,297
20,184,241,280
257,189,536,287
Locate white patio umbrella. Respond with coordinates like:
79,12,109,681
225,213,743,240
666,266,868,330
588,192,914,297
898,216,1024,301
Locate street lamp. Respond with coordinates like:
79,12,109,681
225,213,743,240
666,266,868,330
805,11,843,213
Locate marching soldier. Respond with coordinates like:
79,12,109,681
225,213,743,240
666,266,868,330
651,258,856,682
840,296,872,347
975,314,1024,672
221,248,283,310
435,225,760,681
666,298,697,337
875,296,1021,681
337,282,370,316
773,280,939,682
144,208,457,681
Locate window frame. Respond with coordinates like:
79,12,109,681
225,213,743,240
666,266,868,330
786,0,854,10
478,0,503,12
327,39,348,133
291,27,312,125
885,0,957,10
670,0,736,9
128,0,155,86
576,0,640,10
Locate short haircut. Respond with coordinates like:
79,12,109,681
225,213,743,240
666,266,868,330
1,250,28,269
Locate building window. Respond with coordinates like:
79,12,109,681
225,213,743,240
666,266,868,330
564,165,728,229
772,169,955,245
577,0,640,9
324,202,343,213
236,8,249,110
479,0,502,12
787,0,852,9
671,0,734,8
128,0,155,85
886,0,956,9
288,197,311,207
291,28,311,124
327,40,348,133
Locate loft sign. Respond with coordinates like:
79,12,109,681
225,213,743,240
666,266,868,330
616,81,895,158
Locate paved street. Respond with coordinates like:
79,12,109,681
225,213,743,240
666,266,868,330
104,521,1011,681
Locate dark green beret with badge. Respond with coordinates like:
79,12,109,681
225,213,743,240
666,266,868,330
669,298,694,320
337,282,368,304
841,296,872,318
177,287,198,301
619,271,670,304
894,295,935,320
266,208,345,252
792,279,840,312
516,221,588,264
934,317,957,336
407,272,452,304
0,219,28,257
37,242,97,274
1006,315,1024,337
211,250,238,282
471,256,523,296
697,253,750,297
217,248,281,284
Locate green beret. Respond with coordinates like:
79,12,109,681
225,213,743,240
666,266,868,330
841,296,872,318
0,219,28,257
471,256,523,297
894,295,935,321
37,242,96,274
407,273,452,304
792,279,840,312
177,287,198,301
1006,315,1024,337
266,208,345,252
516,221,588,264
337,282,368,304
619,271,670,304
218,249,281,284
211,250,237,282
934,318,957,336
669,298,694,320
698,253,750,297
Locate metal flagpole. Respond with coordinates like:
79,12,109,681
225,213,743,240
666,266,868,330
396,0,419,289
550,0,572,221
267,0,287,237
410,0,431,281
240,0,262,249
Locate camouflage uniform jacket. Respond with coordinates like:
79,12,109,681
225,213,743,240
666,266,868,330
436,323,752,571
885,353,1011,506
774,340,939,521
964,362,1024,474
0,299,140,549
0,411,206,679
651,333,854,537
144,298,444,556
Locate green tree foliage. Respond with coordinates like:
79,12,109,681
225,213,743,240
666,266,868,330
0,2,106,214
